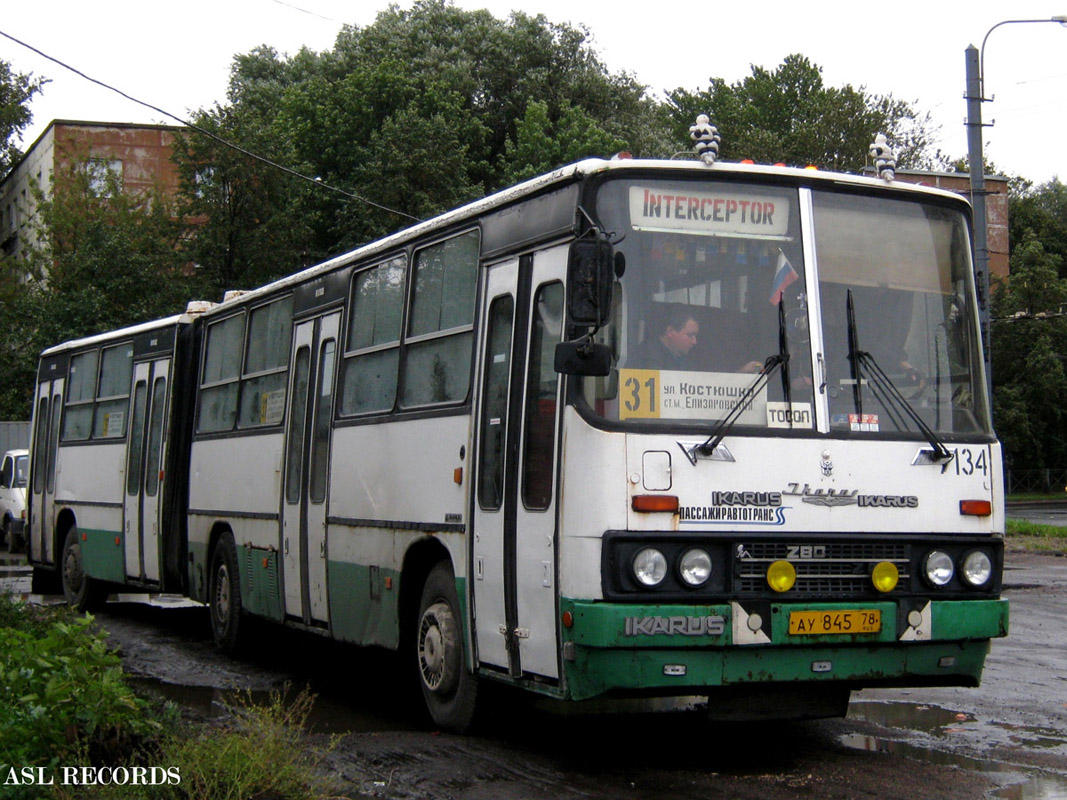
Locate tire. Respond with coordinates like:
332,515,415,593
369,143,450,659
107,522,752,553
416,562,478,732
1,517,9,552
61,527,108,612
209,533,244,652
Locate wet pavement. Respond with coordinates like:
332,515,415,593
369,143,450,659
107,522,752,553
3,548,1066,799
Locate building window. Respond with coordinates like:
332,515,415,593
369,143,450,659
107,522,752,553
85,159,123,197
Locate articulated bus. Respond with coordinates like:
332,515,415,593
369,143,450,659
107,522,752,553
28,130,1009,731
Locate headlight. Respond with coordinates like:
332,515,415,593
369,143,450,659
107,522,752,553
633,548,668,587
961,550,993,587
923,550,955,587
679,548,712,587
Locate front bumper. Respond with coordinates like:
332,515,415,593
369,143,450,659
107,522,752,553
560,597,1009,701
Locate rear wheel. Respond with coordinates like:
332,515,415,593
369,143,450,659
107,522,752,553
209,533,244,652
61,527,108,612
416,562,478,732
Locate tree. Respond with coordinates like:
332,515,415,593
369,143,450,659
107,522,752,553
0,58,47,178
991,222,1067,471
172,0,666,275
0,159,194,419
665,54,940,171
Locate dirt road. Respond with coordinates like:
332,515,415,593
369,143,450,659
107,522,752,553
40,547,1054,800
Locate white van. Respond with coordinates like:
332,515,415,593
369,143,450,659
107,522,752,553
0,449,28,553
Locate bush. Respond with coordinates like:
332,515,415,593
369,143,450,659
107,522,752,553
0,597,160,772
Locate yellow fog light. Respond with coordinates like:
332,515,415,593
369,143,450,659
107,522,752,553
871,561,899,593
766,560,796,593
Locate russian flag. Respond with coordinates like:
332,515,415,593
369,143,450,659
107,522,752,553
768,249,799,305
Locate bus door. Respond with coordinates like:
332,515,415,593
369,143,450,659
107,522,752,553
30,375,64,565
123,359,170,584
472,249,566,680
281,311,339,626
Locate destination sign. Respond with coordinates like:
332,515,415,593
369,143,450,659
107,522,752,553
630,186,790,237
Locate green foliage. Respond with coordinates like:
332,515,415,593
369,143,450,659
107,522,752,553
171,0,664,282
0,597,159,773
666,54,939,171
161,686,336,800
993,179,1067,471
0,158,194,419
0,59,48,178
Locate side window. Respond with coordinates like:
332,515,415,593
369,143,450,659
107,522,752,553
62,350,98,441
33,397,48,494
521,283,564,509
239,296,294,428
0,456,10,488
402,230,479,407
341,256,406,415
198,314,244,433
94,343,133,438
477,296,514,510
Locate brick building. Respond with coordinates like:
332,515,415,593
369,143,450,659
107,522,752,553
1,120,185,265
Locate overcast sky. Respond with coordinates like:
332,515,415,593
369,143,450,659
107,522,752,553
4,0,1066,184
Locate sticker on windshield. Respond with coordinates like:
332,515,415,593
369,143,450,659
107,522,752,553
849,413,879,432
619,368,766,423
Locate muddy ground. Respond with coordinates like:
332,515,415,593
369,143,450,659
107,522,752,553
63,547,1063,800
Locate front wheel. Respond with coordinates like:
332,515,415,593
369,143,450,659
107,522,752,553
209,533,244,652
416,562,478,732
61,527,108,612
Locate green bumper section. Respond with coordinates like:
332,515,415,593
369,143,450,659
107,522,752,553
560,597,1009,702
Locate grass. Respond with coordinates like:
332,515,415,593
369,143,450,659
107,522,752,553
0,594,338,800
1005,517,1067,553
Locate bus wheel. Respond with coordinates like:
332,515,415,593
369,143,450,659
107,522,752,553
416,562,478,733
61,527,107,612
209,533,243,652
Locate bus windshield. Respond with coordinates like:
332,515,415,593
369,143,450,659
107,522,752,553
583,175,991,439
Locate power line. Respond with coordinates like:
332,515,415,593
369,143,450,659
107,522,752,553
0,28,420,223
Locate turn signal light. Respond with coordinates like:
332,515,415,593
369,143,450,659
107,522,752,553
631,494,679,513
959,500,992,517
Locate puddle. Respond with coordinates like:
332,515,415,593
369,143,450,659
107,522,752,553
844,701,1067,799
129,675,419,736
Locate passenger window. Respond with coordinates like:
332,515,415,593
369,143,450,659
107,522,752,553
62,350,98,441
198,314,244,433
94,343,133,438
342,257,406,415
402,231,479,407
239,296,293,428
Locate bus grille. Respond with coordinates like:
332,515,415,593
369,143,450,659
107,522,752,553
734,541,911,596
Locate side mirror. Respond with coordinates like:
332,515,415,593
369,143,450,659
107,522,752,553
566,237,615,326
554,341,612,376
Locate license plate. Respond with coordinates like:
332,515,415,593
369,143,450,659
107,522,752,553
788,609,881,635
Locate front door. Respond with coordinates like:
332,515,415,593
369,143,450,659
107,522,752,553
281,311,339,626
472,248,566,679
30,377,64,565
124,358,170,584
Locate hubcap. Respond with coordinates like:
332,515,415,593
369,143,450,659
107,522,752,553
419,601,458,696
64,542,83,593
214,563,231,623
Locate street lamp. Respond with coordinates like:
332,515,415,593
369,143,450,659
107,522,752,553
964,16,1067,397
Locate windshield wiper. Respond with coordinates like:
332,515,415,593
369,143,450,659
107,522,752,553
696,301,791,457
845,290,953,466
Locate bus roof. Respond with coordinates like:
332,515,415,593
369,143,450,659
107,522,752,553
40,312,194,357
199,157,971,318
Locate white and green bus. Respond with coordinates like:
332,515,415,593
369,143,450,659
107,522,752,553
28,128,1008,731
